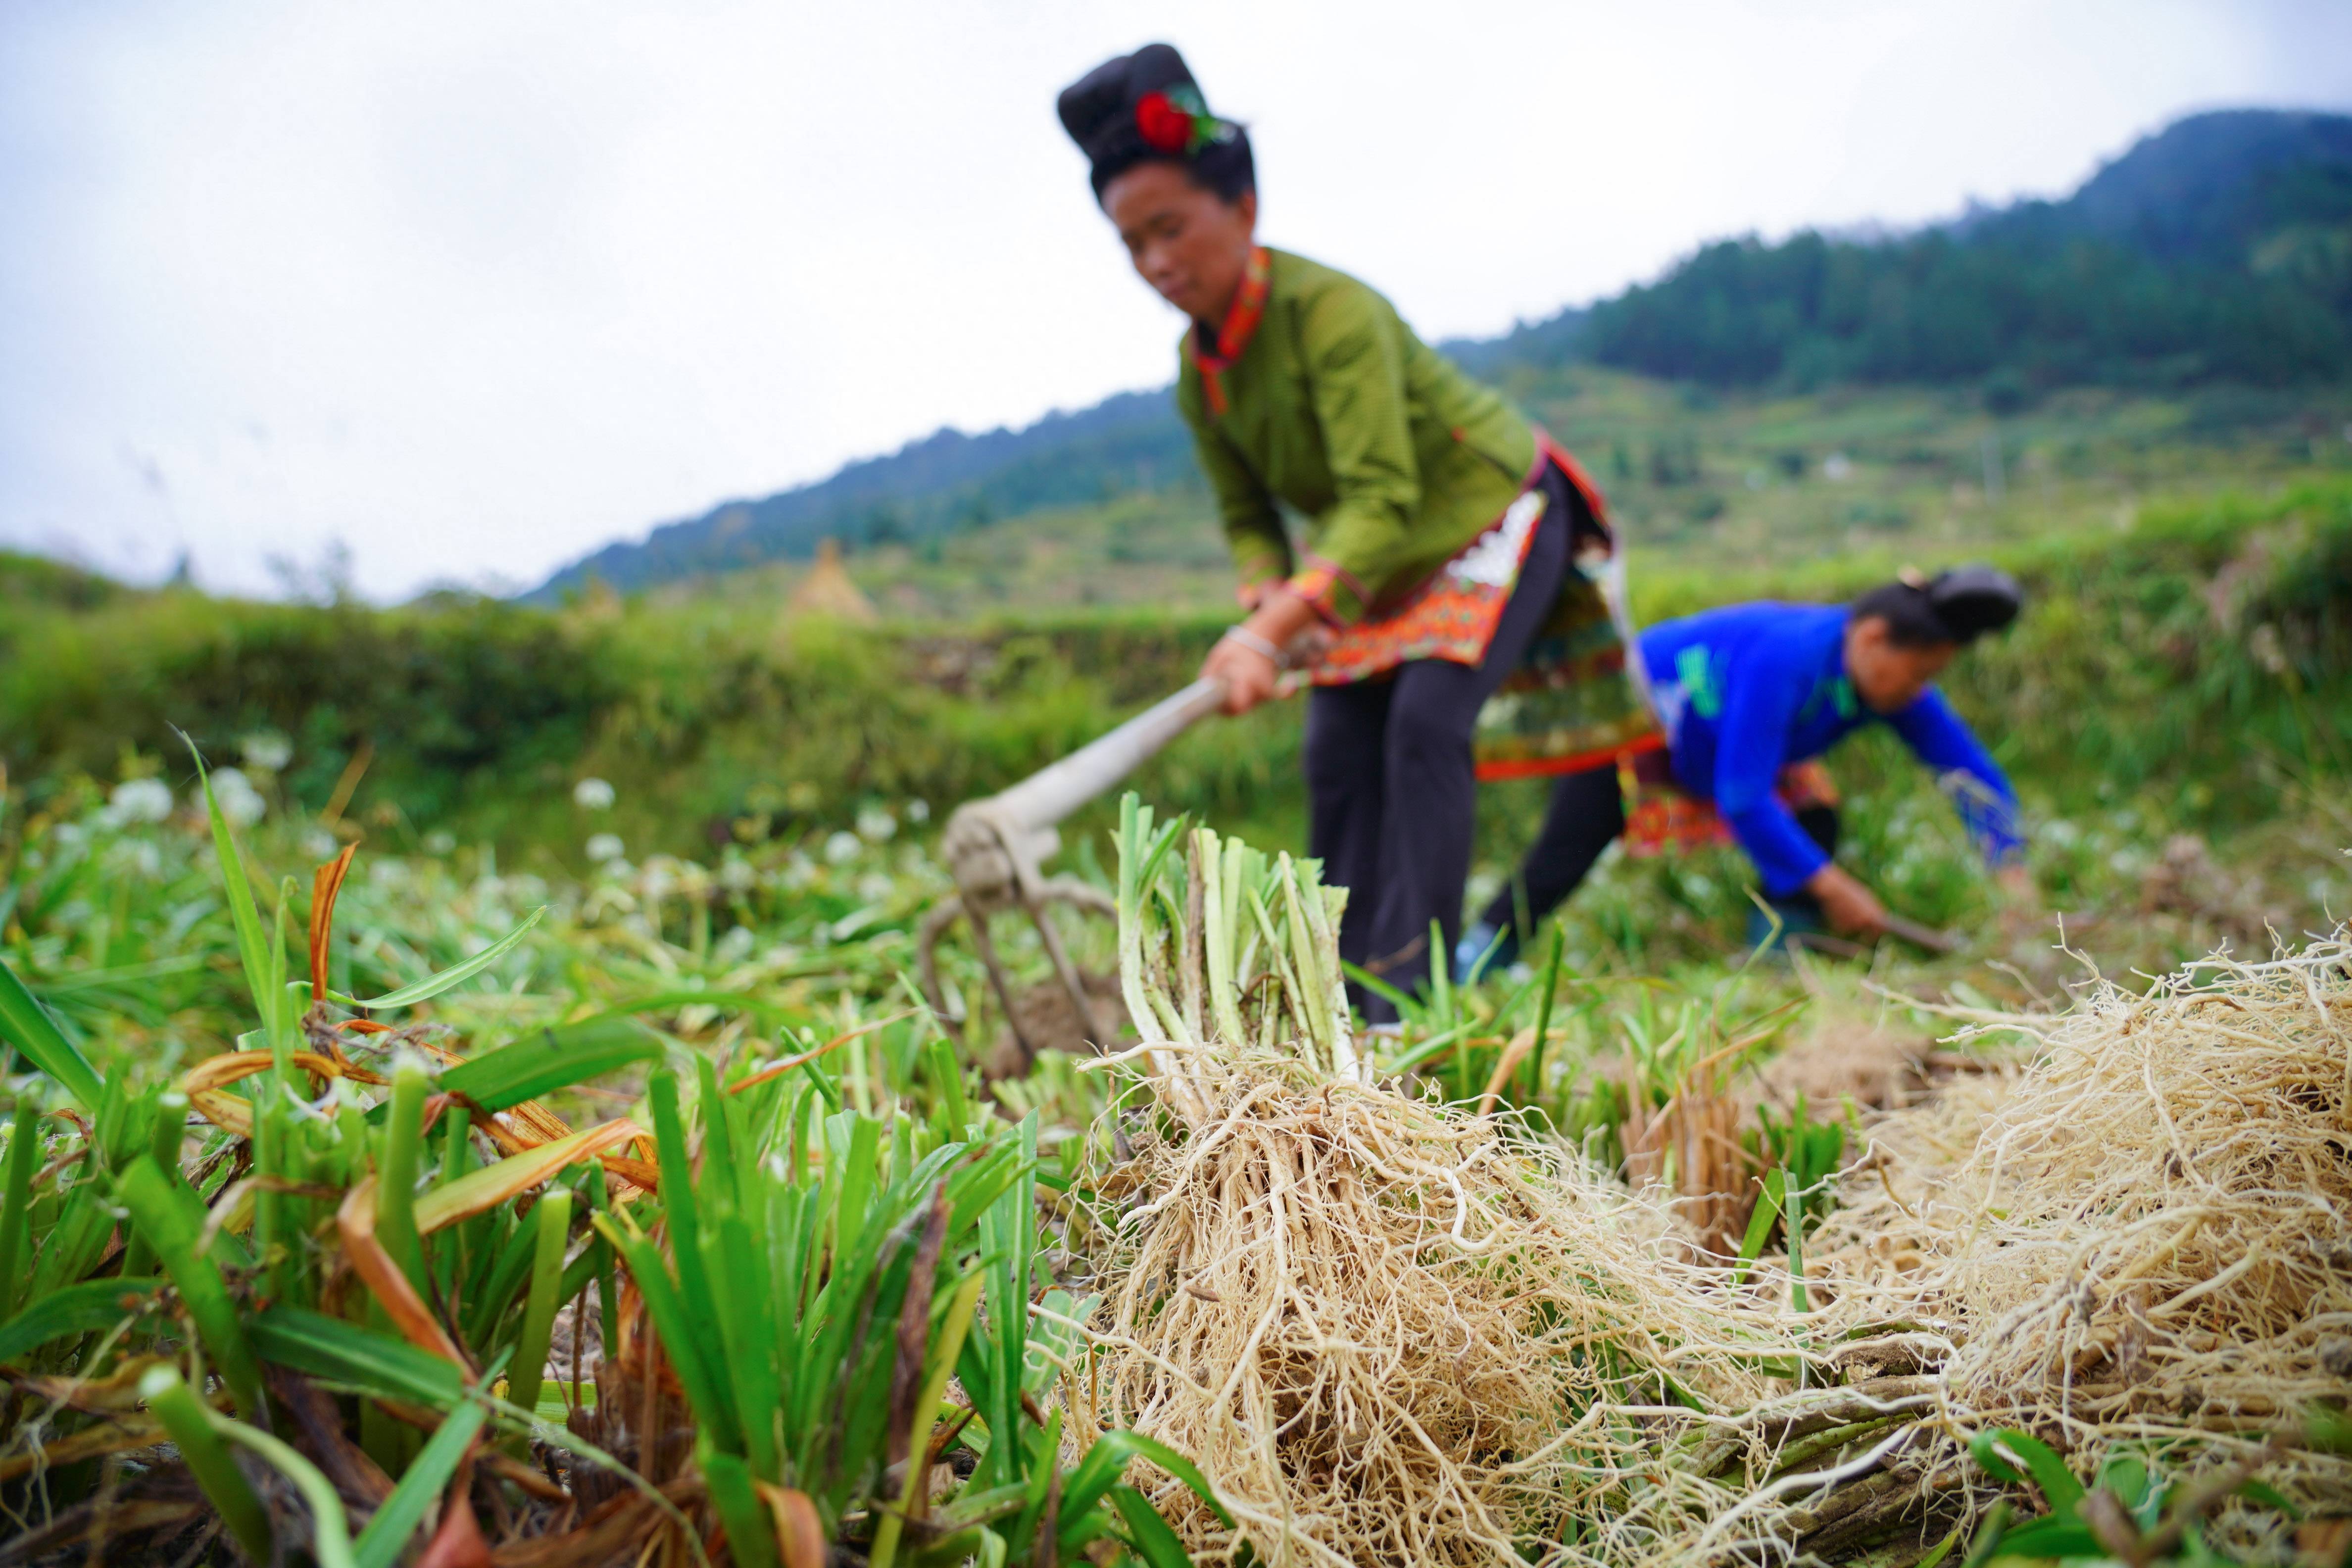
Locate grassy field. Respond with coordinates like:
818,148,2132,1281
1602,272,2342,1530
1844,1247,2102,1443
0,406,2348,1560
6,464,2346,952
705,370,2352,620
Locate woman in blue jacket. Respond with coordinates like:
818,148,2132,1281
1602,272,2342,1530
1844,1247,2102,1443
1459,565,2029,970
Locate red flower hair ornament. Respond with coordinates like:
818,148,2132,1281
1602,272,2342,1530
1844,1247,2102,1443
1133,85,1236,156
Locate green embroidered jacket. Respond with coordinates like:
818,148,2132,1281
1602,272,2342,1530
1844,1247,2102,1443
1176,248,1537,625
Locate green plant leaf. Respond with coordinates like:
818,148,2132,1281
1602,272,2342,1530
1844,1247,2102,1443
1986,1516,2097,1559
141,1364,274,1564
1061,1429,1231,1534
1339,961,1414,1012
2236,1477,2300,1519
1968,1428,2084,1516
184,736,286,1050
1731,1169,1785,1287
1108,1483,1196,1568
209,1412,360,1568
0,1276,160,1364
249,1306,466,1408
352,1399,488,1568
116,1155,264,1418
337,906,547,1010
0,956,103,1111
437,1017,663,1111
700,1447,780,1568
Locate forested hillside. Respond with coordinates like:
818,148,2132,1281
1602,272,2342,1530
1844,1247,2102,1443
1585,110,2352,389
532,107,2352,602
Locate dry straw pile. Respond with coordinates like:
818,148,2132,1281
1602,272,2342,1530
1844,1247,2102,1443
1795,932,2352,1556
1080,803,1788,1568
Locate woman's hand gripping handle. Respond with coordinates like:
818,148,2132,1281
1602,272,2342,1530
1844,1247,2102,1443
1200,587,1323,716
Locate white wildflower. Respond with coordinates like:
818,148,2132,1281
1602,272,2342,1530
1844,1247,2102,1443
905,799,931,823
241,732,294,772
210,768,265,827
639,857,679,900
573,777,617,810
824,831,862,866
718,857,757,893
856,806,897,843
104,838,164,880
107,778,174,825
586,833,625,863
423,830,457,856
855,872,897,903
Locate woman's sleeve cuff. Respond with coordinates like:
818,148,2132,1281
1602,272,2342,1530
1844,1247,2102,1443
1285,556,1370,626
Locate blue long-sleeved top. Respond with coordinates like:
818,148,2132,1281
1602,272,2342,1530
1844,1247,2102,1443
1639,602,2022,895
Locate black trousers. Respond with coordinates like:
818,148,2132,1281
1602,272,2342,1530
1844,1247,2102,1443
1305,461,1574,1020
1478,764,1842,938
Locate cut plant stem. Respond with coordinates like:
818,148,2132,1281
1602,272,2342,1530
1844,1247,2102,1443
0,1075,42,1320
141,1364,273,1564
505,1186,571,1421
375,1056,431,1296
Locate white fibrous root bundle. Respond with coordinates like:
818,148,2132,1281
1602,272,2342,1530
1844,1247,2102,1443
1800,931,2352,1555
1081,799,1786,1568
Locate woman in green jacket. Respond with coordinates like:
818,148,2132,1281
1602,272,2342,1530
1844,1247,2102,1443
1058,44,1611,1020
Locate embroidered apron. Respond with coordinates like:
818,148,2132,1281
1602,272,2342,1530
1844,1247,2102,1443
1299,435,1665,780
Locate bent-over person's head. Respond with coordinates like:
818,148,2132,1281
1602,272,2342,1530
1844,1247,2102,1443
1844,564,2022,713
1059,44,1258,324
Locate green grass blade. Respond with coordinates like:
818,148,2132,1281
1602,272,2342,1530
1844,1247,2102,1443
700,1446,781,1568
340,907,547,1010
212,1412,361,1568
645,1069,741,1444
1108,1483,1195,1568
352,1398,489,1568
0,1085,41,1319
116,1155,265,1417
0,1276,161,1363
505,1189,571,1419
249,1306,466,1407
141,1365,274,1563
375,1057,431,1293
1060,1429,1231,1534
1731,1170,1785,1287
185,736,285,1045
705,1208,780,1480
0,956,103,1111
437,1017,662,1111
1523,924,1567,1105
597,1217,741,1455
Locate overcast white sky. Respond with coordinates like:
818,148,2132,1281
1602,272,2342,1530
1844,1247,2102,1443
3,0,2349,601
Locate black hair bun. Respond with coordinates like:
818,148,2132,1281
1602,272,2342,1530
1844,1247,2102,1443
1057,44,1252,201
1057,44,1194,161
1926,563,2023,641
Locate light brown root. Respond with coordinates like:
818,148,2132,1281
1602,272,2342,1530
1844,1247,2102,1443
1780,931,2352,1561
1086,1055,1790,1567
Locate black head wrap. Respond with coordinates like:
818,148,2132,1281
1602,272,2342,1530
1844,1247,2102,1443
1924,563,2023,641
1057,44,1254,203
1853,563,2023,646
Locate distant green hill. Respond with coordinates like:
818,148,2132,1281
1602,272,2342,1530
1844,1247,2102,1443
532,107,2352,602
1585,109,2352,390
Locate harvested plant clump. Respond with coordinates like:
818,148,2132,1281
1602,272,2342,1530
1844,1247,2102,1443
1792,931,2352,1553
1083,801,1787,1567
1818,935,2352,1427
